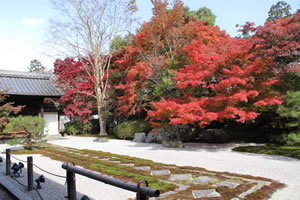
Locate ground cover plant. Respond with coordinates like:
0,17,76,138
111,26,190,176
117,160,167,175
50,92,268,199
233,144,300,160
12,143,284,199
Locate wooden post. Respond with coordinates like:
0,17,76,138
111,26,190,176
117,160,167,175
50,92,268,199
6,149,10,176
27,156,33,191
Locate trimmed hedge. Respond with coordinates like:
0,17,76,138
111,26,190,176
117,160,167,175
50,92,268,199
113,120,151,139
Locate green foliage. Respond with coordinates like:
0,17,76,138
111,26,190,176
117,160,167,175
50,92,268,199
4,116,46,150
111,35,133,52
267,1,292,22
7,138,23,145
64,120,91,135
113,120,151,139
285,133,300,146
277,91,300,128
5,116,45,136
233,144,300,159
28,59,45,72
153,70,176,98
184,6,216,25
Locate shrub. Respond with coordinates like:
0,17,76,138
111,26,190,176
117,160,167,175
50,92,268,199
4,116,46,150
285,132,300,146
64,120,91,135
113,120,151,139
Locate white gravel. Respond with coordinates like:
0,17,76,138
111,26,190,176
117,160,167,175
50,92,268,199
49,136,300,200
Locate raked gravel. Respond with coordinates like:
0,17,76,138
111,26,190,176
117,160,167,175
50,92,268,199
49,136,300,200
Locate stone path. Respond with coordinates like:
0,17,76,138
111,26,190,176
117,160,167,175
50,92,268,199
50,137,300,200
39,143,276,199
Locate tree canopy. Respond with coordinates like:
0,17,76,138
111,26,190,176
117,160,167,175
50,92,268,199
266,1,293,22
28,59,45,72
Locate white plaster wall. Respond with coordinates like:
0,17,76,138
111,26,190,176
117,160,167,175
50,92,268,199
44,112,59,135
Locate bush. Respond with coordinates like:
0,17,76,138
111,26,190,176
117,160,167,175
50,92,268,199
113,120,151,139
285,132,300,146
64,120,91,135
4,116,46,150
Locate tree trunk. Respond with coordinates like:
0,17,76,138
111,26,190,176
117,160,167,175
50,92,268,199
25,129,33,150
98,106,107,136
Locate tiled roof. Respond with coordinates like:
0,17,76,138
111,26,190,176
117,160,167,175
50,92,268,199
0,70,63,96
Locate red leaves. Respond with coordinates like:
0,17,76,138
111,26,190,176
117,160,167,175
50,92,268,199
54,58,95,121
147,21,283,127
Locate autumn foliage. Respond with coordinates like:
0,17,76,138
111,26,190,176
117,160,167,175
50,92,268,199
115,1,300,128
54,58,95,121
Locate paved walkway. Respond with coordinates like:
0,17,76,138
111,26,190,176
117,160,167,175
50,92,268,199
49,136,300,200
0,144,135,200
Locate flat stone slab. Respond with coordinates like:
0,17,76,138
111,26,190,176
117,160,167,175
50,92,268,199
192,189,221,198
151,170,171,176
169,174,193,181
238,180,271,199
134,166,151,171
192,176,214,185
98,158,110,161
109,160,121,163
215,181,240,188
120,163,135,167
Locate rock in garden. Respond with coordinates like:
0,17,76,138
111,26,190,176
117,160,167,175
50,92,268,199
201,129,229,143
93,138,108,142
162,140,184,148
145,128,168,143
133,132,146,143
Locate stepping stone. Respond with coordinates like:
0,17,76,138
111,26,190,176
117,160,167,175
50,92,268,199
192,176,214,185
192,189,221,198
215,181,240,189
150,170,171,176
238,180,271,199
109,160,121,163
169,174,193,181
134,166,151,171
120,163,135,167
99,158,110,161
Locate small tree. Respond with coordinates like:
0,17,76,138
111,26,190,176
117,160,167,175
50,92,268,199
5,116,46,150
28,59,46,72
49,0,137,136
0,90,23,132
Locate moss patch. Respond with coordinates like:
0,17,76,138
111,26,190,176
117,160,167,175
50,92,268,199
233,144,300,159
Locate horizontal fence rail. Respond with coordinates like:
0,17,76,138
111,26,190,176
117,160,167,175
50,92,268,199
62,162,160,200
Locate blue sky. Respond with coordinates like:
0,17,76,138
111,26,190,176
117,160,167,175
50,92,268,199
0,0,298,71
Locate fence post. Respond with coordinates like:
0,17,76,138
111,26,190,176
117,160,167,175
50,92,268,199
6,149,10,176
27,156,33,191
66,170,77,200
136,180,149,200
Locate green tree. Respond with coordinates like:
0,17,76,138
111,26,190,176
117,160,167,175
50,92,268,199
277,91,300,129
266,1,292,22
28,59,45,72
111,35,133,52
5,116,46,150
185,6,216,25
